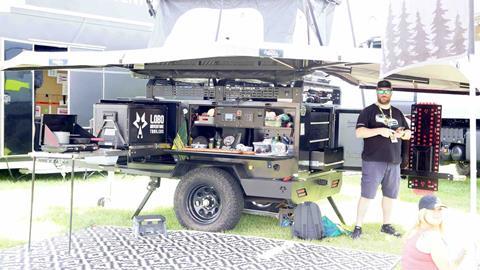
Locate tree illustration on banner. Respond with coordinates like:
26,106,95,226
382,3,398,71
381,0,472,77
396,1,415,68
430,0,452,58
411,11,430,63
450,14,467,56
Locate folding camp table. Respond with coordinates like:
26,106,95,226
27,149,126,253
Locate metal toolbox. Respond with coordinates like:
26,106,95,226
94,100,168,148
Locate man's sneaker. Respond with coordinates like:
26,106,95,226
381,224,402,237
351,226,362,239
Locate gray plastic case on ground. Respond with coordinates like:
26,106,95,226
132,215,167,237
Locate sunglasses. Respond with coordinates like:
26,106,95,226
376,89,392,95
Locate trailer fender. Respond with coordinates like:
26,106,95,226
171,161,247,182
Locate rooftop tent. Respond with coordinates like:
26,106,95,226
148,0,341,48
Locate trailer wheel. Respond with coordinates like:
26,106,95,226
456,161,480,176
174,167,244,232
456,162,470,176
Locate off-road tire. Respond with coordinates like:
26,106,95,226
455,161,480,176
456,161,470,176
174,167,244,232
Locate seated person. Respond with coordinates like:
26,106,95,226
401,195,466,270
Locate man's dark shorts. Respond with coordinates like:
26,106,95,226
361,160,400,199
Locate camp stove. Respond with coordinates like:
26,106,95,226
39,114,99,153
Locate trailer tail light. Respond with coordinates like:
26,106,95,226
331,179,340,188
296,188,308,198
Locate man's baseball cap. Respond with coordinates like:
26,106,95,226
377,80,392,89
418,195,447,210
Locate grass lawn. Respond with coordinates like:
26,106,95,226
0,170,478,256
398,177,480,210
0,238,23,250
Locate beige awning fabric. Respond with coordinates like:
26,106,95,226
0,43,378,70
0,43,474,94
321,61,472,94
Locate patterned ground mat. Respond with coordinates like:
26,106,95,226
0,226,400,270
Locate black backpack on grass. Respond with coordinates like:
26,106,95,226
292,202,324,240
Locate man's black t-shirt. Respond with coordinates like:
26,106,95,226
356,103,409,164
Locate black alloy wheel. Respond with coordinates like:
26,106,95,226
187,184,221,224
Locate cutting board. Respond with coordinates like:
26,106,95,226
182,147,255,155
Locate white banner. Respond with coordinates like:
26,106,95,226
381,0,473,77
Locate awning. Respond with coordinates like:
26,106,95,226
1,43,474,94
321,62,474,95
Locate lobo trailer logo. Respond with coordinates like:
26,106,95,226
149,114,165,134
132,112,148,139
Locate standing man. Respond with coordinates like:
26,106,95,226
351,80,411,239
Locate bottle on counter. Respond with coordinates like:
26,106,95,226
209,138,214,149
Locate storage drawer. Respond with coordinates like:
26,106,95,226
307,128,330,140
299,147,344,171
307,139,330,150
308,112,331,122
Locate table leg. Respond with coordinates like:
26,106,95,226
28,157,36,251
107,170,114,202
68,159,75,253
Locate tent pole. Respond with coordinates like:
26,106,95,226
468,0,476,215
345,0,366,106
346,0,357,47
468,62,477,215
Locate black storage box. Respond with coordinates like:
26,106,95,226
94,100,168,148
300,105,335,150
